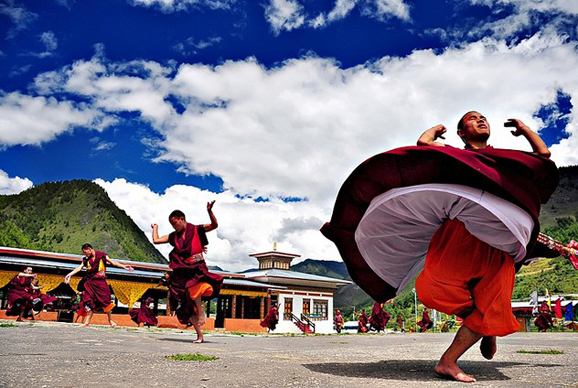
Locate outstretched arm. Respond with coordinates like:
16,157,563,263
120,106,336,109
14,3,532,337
505,119,551,158
151,223,170,244
417,125,447,147
105,255,134,272
204,201,218,232
65,263,84,284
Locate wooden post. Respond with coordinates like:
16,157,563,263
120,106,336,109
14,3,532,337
260,297,265,319
241,297,245,319
232,295,237,319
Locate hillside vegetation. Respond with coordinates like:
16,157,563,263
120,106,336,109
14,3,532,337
0,180,166,263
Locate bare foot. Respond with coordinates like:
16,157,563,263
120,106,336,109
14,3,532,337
110,321,117,328
80,323,90,327
16,318,23,322
435,359,477,383
480,336,497,360
193,336,204,344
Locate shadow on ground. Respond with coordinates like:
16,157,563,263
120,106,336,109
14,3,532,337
157,337,214,344
303,359,561,382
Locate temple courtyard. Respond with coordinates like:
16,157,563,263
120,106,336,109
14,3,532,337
0,321,576,387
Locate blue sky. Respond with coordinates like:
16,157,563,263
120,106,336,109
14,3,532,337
1,0,577,269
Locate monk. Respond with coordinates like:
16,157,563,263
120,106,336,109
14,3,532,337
417,308,433,333
321,109,558,383
334,309,344,333
64,244,134,327
6,267,36,321
30,278,57,315
129,297,158,327
357,309,369,333
535,301,554,332
152,201,223,343
260,305,279,332
369,301,390,332
397,314,405,332
414,112,551,381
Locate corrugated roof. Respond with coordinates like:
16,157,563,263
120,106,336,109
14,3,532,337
244,269,351,284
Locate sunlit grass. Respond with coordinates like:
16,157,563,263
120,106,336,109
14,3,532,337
516,349,564,355
166,353,219,361
0,323,16,328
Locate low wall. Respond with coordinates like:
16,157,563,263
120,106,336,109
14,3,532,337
0,310,58,321
1,310,266,332
223,318,267,333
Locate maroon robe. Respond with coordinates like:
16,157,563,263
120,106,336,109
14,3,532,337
334,312,344,333
167,223,223,325
129,297,158,326
369,302,389,332
6,275,34,317
535,301,553,331
79,251,114,313
31,288,57,313
260,306,279,331
358,311,369,333
417,308,433,332
321,146,559,303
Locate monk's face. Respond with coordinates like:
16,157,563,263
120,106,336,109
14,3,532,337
24,267,32,274
82,248,95,258
458,111,490,143
169,216,187,233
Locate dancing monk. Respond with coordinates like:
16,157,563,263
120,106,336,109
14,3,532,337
65,244,134,327
6,267,36,321
152,201,223,343
321,111,559,382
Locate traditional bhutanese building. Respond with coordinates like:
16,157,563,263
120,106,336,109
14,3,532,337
0,246,350,333
246,249,351,334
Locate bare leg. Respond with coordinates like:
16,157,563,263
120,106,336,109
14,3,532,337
434,325,482,383
190,315,204,343
81,311,94,327
480,336,497,360
106,311,117,328
16,305,25,322
195,297,206,326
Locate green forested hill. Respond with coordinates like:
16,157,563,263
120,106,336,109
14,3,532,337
0,180,166,263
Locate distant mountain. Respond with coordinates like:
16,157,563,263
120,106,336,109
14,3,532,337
0,180,166,263
292,259,351,280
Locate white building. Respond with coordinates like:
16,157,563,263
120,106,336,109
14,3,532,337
244,249,351,334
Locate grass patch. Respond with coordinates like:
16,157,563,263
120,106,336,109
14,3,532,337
516,349,564,355
330,341,348,344
167,353,219,362
0,323,16,328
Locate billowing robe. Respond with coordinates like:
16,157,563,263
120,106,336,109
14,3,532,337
321,146,559,337
358,311,369,333
369,302,389,332
260,307,279,331
129,297,158,326
6,275,34,317
167,223,223,325
79,251,115,313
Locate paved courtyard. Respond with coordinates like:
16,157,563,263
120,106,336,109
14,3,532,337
0,320,576,387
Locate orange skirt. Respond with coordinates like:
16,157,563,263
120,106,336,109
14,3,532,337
415,218,519,336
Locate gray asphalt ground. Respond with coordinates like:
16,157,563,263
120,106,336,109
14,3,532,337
0,320,576,388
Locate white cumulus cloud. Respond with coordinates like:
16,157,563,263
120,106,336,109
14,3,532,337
95,178,334,271
0,170,33,195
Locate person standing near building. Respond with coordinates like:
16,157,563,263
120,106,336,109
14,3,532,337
64,244,134,327
151,201,223,343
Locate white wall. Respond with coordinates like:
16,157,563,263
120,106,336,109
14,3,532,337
273,290,334,334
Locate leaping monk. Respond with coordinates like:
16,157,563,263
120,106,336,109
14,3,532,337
151,201,223,343
321,111,571,382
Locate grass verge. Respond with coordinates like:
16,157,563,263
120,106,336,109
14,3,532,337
516,349,564,355
167,353,219,361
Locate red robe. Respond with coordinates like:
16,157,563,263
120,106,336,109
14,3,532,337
369,302,390,332
79,251,115,313
321,146,559,303
167,223,223,325
417,308,433,332
260,307,279,331
358,311,369,333
6,275,34,317
129,297,158,326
